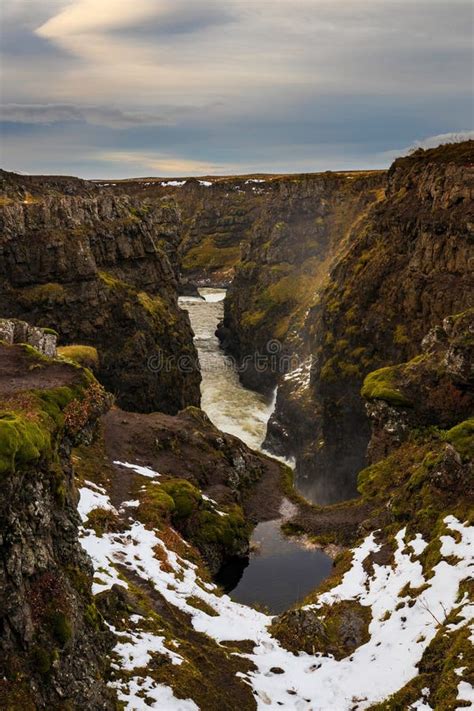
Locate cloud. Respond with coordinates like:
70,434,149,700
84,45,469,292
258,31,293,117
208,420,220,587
0,103,168,128
96,151,234,176
2,0,472,177
407,131,474,151
36,0,156,37
32,0,472,104
36,0,234,41
380,131,474,162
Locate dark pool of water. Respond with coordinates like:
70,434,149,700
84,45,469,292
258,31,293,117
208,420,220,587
216,519,333,614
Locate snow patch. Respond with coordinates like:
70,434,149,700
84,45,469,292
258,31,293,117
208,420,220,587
113,461,161,478
111,676,198,710
458,680,474,704
112,628,184,670
78,486,116,523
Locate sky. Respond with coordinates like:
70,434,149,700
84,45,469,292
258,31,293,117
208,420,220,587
1,0,473,178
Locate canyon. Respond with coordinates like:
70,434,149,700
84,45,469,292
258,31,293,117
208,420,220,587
0,141,472,709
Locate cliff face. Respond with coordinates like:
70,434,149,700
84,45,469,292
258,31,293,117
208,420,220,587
262,141,474,502
0,170,201,414
219,171,385,393
99,172,386,295
0,343,115,709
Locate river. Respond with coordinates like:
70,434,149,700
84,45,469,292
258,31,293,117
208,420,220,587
179,288,332,614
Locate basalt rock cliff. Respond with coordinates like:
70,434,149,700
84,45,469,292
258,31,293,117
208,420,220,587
221,141,473,502
219,170,385,394
0,343,115,709
0,169,201,415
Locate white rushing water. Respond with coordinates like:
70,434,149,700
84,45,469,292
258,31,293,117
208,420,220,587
179,288,275,452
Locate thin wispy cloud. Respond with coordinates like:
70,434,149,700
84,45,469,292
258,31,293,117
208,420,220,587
0,103,168,128
380,131,474,162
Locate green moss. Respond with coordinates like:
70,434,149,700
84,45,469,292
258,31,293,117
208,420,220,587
260,275,314,308
84,603,102,630
350,346,368,360
98,271,124,288
85,507,121,536
272,600,372,659
353,248,376,275
42,327,59,337
273,315,291,340
50,612,72,646
0,412,51,474
338,362,361,378
334,338,349,353
18,282,66,305
443,418,474,461
161,479,202,519
195,505,249,550
182,236,240,272
361,366,412,407
58,345,99,370
320,356,337,382
31,646,54,675
393,324,410,345
138,292,168,318
20,344,50,364
36,386,71,422
138,483,176,527
326,298,341,314
241,309,266,328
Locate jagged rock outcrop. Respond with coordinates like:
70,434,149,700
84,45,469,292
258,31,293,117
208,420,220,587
0,319,57,356
0,342,115,709
0,169,201,414
363,309,473,463
263,141,474,502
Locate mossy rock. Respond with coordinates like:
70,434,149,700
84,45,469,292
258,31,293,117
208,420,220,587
443,418,474,461
18,282,66,305
85,507,121,536
161,479,202,520
0,412,51,474
182,236,240,272
58,345,99,370
31,646,55,675
195,505,249,550
138,483,176,528
272,600,371,658
50,611,72,646
361,366,412,407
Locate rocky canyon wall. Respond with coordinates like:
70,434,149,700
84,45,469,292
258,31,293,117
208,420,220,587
0,170,201,414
